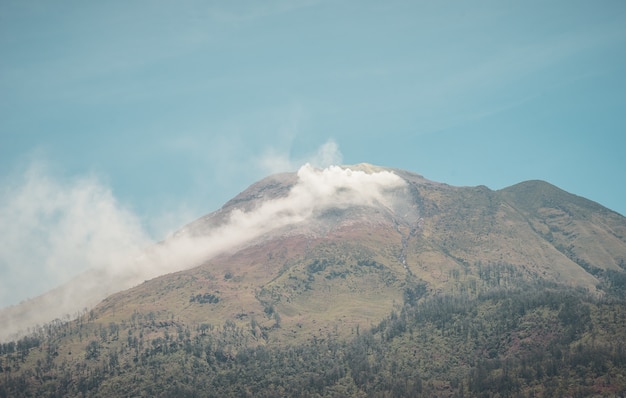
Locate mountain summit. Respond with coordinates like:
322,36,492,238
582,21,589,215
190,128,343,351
2,164,626,396
2,164,625,341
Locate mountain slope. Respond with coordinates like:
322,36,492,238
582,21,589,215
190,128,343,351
88,165,623,343
2,164,626,396
500,180,626,272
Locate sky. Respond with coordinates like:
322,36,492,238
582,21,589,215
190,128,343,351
1,0,626,308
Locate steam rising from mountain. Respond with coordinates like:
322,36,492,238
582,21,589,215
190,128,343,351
0,164,150,308
0,163,406,340
114,164,406,284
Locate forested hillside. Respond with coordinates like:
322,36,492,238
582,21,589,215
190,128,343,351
2,263,626,397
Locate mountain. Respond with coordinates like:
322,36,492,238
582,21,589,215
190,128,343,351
2,164,626,397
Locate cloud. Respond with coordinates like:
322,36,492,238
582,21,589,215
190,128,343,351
208,163,404,240
0,162,149,308
123,162,404,282
310,140,343,168
258,138,344,174
0,161,406,341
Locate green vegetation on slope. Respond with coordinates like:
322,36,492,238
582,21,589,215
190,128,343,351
2,264,626,397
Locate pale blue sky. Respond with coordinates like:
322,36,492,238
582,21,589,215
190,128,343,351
1,1,626,306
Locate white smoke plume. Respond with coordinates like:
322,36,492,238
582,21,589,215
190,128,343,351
0,163,150,307
257,138,343,174
0,162,405,341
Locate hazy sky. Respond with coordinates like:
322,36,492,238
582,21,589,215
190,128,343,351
1,1,626,306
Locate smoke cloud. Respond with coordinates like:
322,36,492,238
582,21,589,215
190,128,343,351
0,161,405,341
257,138,343,174
0,163,150,308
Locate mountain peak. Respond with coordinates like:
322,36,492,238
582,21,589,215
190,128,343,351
4,164,626,396
2,164,626,342
500,179,612,216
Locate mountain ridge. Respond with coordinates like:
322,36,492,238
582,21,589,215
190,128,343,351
2,164,625,342
2,164,626,396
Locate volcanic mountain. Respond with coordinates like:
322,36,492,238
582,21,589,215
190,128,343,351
2,164,626,397
109,163,624,340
